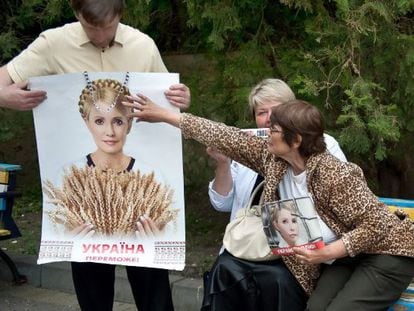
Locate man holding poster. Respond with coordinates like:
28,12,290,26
0,1,190,310
0,0,190,111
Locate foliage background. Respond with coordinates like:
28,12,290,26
0,0,413,270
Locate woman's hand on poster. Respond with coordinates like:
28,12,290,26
293,247,328,265
293,239,347,265
68,223,95,239
135,215,163,239
123,94,181,126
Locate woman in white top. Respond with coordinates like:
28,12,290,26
208,79,346,221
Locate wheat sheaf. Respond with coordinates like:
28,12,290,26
43,165,177,236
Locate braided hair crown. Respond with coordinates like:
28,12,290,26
79,79,131,119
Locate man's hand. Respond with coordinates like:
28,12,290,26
0,81,47,111
164,83,190,110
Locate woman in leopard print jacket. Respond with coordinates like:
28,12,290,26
126,95,414,311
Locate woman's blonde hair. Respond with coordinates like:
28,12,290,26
248,79,296,117
78,79,131,119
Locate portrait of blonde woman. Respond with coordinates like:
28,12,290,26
268,198,323,251
38,76,181,311
271,202,300,247
43,77,177,240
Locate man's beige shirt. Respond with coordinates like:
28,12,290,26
7,22,168,82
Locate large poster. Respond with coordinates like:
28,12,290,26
31,72,185,270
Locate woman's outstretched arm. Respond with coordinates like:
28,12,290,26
123,93,268,176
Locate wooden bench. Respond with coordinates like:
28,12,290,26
380,197,414,311
0,163,27,284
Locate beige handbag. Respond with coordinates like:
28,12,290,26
222,181,279,261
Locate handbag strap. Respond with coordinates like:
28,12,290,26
251,175,264,205
247,180,265,209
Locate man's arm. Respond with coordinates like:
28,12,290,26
0,66,46,111
0,66,13,86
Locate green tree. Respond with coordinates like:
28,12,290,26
185,0,414,197
1,0,414,198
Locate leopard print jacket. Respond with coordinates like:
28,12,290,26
180,113,414,295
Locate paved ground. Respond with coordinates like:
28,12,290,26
1,253,411,310
0,253,203,311
0,280,137,311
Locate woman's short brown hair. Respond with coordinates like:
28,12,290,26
270,100,326,157
71,0,124,26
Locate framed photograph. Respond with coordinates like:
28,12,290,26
262,197,324,256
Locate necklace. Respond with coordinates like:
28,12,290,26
88,154,131,173
83,71,130,113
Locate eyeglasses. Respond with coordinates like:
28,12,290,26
269,127,283,135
